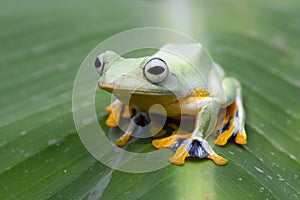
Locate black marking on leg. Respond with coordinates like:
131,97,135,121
233,128,239,137
217,109,240,138
218,118,231,136
120,104,126,116
233,109,239,137
132,112,151,127
170,138,185,151
188,140,208,158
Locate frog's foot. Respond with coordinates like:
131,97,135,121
105,101,132,128
152,134,227,165
235,129,247,145
152,134,191,165
189,138,228,165
215,101,247,146
115,119,136,147
106,112,119,128
207,154,228,166
115,115,137,147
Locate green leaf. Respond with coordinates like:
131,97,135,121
0,0,299,199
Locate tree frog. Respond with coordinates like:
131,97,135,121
95,44,247,166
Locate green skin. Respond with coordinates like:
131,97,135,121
96,44,246,164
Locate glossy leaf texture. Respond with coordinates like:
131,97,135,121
0,0,299,199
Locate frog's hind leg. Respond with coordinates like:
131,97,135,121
214,78,247,146
152,97,228,166
233,89,247,145
214,102,239,146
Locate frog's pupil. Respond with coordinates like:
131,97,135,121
147,66,165,75
95,57,102,68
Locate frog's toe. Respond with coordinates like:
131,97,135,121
152,135,177,149
207,154,228,166
105,101,123,128
214,129,233,146
115,134,131,147
153,134,192,165
235,131,247,145
105,104,113,112
169,142,190,165
106,112,118,128
152,133,190,149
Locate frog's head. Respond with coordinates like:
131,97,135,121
94,44,214,110
95,50,189,95
94,50,192,110
96,51,169,87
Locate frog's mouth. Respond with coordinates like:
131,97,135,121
99,83,180,112
99,83,175,96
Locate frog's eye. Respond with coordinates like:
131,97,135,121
143,58,169,84
94,53,105,76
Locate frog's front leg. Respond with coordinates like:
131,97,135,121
106,103,166,146
113,110,147,146
214,77,247,146
114,113,137,146
105,100,132,128
105,100,136,146
152,97,228,165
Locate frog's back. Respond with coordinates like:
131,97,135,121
153,43,217,92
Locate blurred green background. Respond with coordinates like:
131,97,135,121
0,0,299,199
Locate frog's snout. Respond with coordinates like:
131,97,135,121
95,53,105,76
